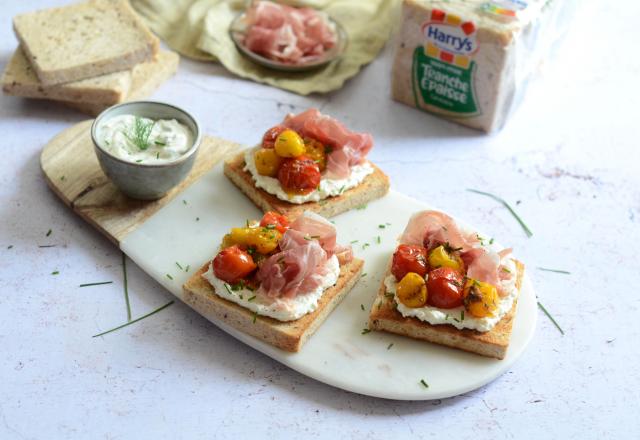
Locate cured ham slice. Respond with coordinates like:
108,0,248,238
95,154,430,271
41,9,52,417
257,211,352,298
399,210,477,250
241,1,337,65
283,108,374,179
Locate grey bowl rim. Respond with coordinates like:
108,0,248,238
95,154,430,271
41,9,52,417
90,100,202,169
228,10,349,72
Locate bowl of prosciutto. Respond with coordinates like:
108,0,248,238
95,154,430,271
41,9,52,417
230,0,347,72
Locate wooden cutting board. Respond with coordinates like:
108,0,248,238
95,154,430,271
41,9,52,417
40,120,241,245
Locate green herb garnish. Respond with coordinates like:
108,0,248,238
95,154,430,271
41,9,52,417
182,200,187,205
356,204,367,210
60,176,65,181
376,236,381,244
46,229,52,237
224,283,232,294
467,189,533,237
92,300,174,338
124,116,155,151
361,328,371,335
38,245,56,248
387,343,394,350
248,295,256,302
175,262,183,270
185,265,190,272
362,243,370,249
7,245,13,249
51,270,59,275
166,274,173,280
154,140,166,146
360,304,365,311
338,185,346,194
537,301,564,335
252,311,258,323
420,379,429,388
502,267,511,273
384,292,394,299
79,281,113,288
350,240,359,244
122,253,131,321
460,310,465,321
361,272,367,278
378,224,386,229
537,267,570,274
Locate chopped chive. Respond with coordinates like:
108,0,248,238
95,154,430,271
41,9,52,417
356,204,367,210
79,281,113,288
467,189,533,237
420,379,429,388
185,265,190,272
135,159,143,163
248,295,256,302
360,304,365,311
350,240,359,244
122,253,131,322
338,185,346,194
489,238,495,244
537,302,564,335
60,176,65,181
182,200,187,205
362,243,370,249
502,267,511,273
92,300,174,338
252,311,258,323
537,267,571,275
384,292,394,298
224,283,232,294
460,310,465,321
175,262,183,270
361,328,371,335
376,236,381,244
239,294,243,300
156,152,160,159
46,229,52,237
51,270,59,275
7,245,13,249
387,343,394,350
38,245,56,248
361,273,367,278
196,217,200,222
154,140,166,146
378,224,386,229
166,274,173,280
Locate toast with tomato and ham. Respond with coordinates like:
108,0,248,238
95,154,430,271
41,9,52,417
224,108,390,219
368,210,525,359
183,211,363,352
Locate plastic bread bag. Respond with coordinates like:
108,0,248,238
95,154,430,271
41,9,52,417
391,0,579,132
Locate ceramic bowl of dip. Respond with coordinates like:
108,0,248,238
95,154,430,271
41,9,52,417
91,101,202,200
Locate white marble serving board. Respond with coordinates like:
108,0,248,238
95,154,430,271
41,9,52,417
120,164,537,400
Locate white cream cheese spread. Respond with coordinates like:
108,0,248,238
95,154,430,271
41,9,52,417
386,256,518,333
98,114,193,164
243,147,374,204
202,255,340,322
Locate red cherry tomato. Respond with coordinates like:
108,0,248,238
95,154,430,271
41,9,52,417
426,267,464,309
261,125,287,148
259,211,289,233
277,156,321,195
391,244,428,281
213,245,257,284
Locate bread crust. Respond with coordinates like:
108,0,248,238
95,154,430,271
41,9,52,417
223,151,390,219
183,258,364,352
368,260,525,359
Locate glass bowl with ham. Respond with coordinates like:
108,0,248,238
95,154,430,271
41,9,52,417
230,0,347,72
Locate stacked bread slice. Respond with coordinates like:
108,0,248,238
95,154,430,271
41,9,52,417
2,0,179,115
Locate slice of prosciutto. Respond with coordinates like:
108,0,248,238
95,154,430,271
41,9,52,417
257,211,352,298
241,1,337,65
282,108,374,179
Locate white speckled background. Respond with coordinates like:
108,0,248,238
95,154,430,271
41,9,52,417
1,1,638,438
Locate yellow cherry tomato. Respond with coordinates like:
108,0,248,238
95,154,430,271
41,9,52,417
396,272,428,308
428,245,464,271
463,279,499,318
303,138,327,171
246,227,282,254
274,129,306,158
254,148,283,177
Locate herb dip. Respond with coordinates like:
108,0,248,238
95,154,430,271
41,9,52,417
99,114,193,164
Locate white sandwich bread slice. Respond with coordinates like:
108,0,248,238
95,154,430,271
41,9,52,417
60,50,180,116
183,258,364,352
13,0,159,85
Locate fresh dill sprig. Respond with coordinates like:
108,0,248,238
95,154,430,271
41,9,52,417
124,116,155,151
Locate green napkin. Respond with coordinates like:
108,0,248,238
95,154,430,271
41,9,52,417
130,0,400,95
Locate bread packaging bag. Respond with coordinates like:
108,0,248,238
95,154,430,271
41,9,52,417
391,0,576,132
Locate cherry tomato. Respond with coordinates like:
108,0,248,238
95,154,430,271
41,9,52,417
426,267,464,309
277,155,321,195
213,245,257,284
391,244,428,281
261,125,287,148
260,211,289,233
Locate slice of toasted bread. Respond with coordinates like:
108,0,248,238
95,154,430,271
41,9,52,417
61,50,179,116
2,47,131,104
368,260,525,359
183,258,364,352
13,0,159,85
223,151,390,219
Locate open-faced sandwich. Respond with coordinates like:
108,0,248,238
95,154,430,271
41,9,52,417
368,210,525,359
183,210,363,352
224,108,390,219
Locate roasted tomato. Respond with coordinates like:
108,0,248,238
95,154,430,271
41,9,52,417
303,138,327,171
396,272,428,308
261,125,287,148
428,245,464,271
277,155,321,195
254,148,283,177
463,279,498,318
391,244,428,281
426,267,464,309
260,211,289,233
213,245,257,283
274,129,306,158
